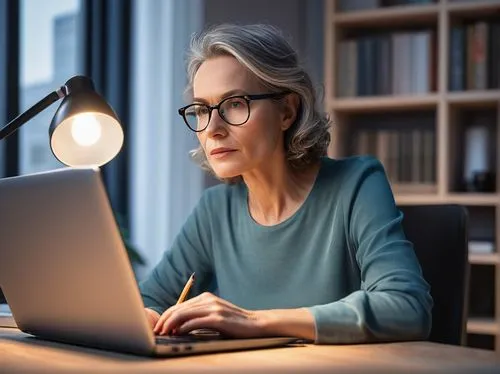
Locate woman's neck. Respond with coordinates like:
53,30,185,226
242,158,321,226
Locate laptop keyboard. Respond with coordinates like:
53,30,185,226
155,329,225,345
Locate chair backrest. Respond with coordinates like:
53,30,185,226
399,204,469,346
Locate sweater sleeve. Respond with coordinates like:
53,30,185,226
308,157,433,344
138,192,214,316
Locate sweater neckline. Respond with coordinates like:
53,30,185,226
241,158,326,231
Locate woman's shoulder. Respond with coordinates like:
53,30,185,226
316,155,390,207
321,155,385,181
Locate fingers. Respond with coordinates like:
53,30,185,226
153,295,202,333
159,304,213,335
152,294,259,338
176,316,224,336
153,292,215,335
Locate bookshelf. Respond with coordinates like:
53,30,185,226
324,0,500,352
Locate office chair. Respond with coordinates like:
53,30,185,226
399,204,469,346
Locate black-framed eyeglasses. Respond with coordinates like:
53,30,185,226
178,92,289,132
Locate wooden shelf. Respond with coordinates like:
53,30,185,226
447,1,500,18
333,4,439,28
395,194,443,206
469,253,500,265
392,183,437,195
445,193,500,206
330,95,438,112
395,193,499,206
326,0,500,352
447,90,500,108
467,318,499,335
330,91,500,112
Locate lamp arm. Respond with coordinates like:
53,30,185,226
0,87,66,140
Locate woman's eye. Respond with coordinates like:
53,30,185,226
227,98,245,108
195,107,209,116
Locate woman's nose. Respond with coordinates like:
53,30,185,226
204,109,227,137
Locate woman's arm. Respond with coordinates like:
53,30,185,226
139,193,214,316
307,157,433,344
256,308,316,340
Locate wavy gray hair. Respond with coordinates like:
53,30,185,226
185,23,331,183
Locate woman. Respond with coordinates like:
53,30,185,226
139,23,432,344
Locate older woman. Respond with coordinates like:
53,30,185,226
139,23,432,344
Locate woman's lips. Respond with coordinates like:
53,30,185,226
210,148,237,158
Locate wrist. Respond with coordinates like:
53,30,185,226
253,308,316,341
253,309,278,336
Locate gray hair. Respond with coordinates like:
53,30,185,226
185,23,331,183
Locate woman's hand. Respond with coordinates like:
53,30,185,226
144,308,161,330
153,292,264,338
152,292,317,341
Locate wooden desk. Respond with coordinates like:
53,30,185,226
1,327,500,373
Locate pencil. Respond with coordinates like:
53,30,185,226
176,272,195,305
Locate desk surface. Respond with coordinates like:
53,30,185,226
1,327,500,373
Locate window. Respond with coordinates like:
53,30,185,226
19,0,82,175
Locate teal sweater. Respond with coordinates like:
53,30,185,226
139,156,433,344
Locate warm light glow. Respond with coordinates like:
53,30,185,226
70,113,102,147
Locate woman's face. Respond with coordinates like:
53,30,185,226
193,55,294,179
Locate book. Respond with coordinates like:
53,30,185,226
489,22,500,89
412,31,431,94
474,22,489,90
450,26,465,91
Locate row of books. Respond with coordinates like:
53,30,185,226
337,0,433,12
337,31,434,97
353,128,436,185
450,21,500,91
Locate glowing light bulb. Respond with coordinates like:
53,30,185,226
71,114,102,147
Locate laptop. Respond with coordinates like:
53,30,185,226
0,167,297,356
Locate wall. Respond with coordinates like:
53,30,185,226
203,0,324,85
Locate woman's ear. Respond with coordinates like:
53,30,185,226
281,93,300,131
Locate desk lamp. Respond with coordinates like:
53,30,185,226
0,75,123,167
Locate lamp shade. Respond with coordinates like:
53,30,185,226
49,76,124,167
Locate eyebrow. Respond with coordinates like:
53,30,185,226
192,89,249,104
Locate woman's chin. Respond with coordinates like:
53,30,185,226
214,171,241,180
211,166,242,180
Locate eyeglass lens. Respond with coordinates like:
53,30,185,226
184,96,250,131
